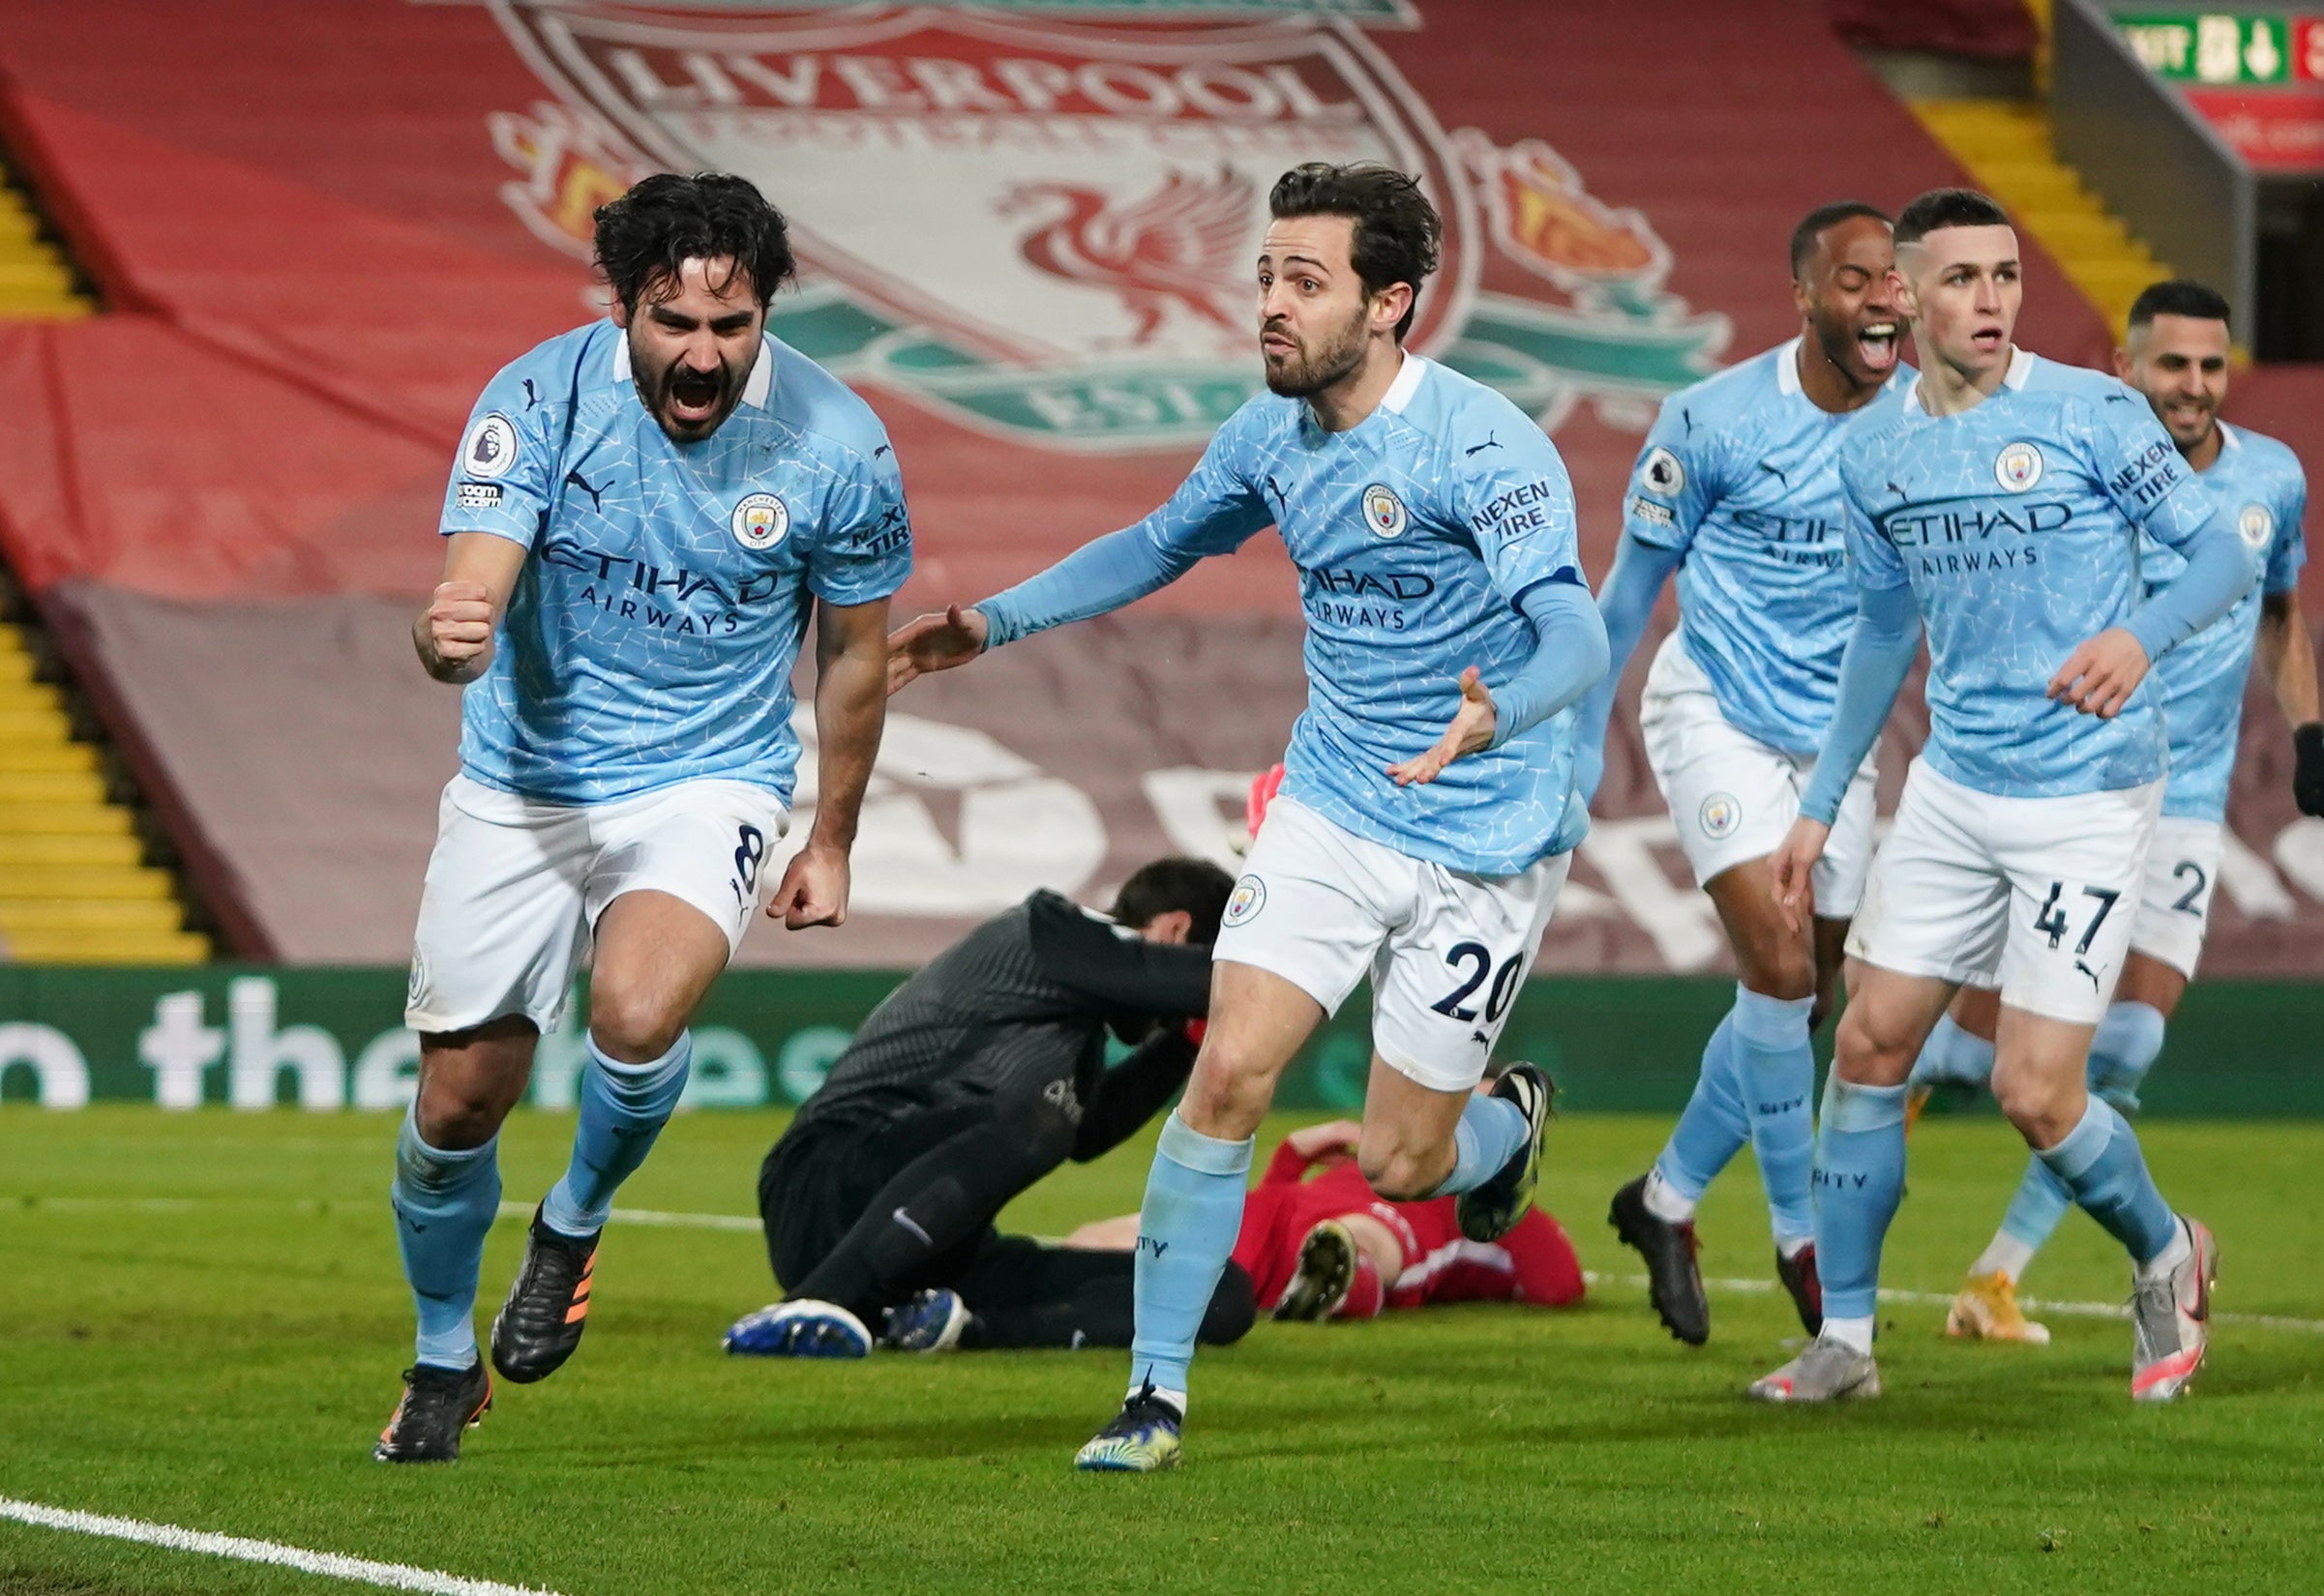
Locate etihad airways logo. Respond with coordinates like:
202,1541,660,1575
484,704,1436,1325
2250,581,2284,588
1875,498,2071,547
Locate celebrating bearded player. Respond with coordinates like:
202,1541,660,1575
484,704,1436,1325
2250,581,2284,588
1751,190,2253,1405
377,174,909,1463
889,162,1608,1470
1908,278,2319,1344
1575,201,1908,1345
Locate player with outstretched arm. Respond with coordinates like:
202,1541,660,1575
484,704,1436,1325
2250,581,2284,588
377,173,909,1463
889,162,1608,1470
1751,191,2253,1405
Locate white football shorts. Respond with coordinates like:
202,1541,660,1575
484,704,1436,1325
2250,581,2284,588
1847,759,2160,1025
1637,633,1879,916
405,773,790,1033
1212,795,1569,1094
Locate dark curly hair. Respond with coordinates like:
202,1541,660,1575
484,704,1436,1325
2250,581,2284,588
593,172,797,312
1268,162,1442,341
1110,858,1236,945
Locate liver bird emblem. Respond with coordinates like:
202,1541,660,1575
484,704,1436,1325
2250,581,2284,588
1000,168,1256,345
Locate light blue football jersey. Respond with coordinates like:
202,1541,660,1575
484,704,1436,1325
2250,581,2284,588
2142,422,2309,821
1000,355,1589,875
437,322,911,806
1624,339,1914,755
1837,348,2229,799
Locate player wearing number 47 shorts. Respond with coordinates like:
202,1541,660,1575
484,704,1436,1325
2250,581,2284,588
1574,201,1912,1345
376,174,911,1464
1754,192,2255,1408
889,162,1609,1470
1905,279,2320,1345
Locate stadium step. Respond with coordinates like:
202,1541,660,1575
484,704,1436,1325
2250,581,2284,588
1908,98,2172,337
0,605,210,963
0,144,95,321
0,833,145,867
0,927,210,963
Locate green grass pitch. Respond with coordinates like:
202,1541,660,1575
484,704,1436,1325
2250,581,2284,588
3,1106,2319,1593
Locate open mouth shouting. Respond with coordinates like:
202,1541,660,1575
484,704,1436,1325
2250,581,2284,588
663,363,728,432
1856,320,1899,373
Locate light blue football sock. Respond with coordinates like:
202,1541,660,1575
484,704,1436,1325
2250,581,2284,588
1127,1112,1253,1405
391,1109,501,1371
1731,986,1817,1249
1427,1090,1529,1197
1909,1011,1997,1090
2088,1000,2166,1114
1652,1017,1748,1204
1992,1002,2168,1262
2037,1095,2176,1267
1813,1076,1909,1321
540,1031,691,1239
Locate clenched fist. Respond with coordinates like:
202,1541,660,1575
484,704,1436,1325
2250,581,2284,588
418,580,497,683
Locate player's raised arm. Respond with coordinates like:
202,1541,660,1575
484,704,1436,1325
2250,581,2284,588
885,417,1273,694
414,532,526,684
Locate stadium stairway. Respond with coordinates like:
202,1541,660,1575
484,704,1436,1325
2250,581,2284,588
1908,98,2172,336
0,615,207,963
0,161,86,320
0,154,205,963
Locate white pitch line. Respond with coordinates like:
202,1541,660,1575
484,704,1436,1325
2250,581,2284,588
0,1497,567,1596
17,1196,2324,1335
1586,1270,2324,1336
493,1201,760,1232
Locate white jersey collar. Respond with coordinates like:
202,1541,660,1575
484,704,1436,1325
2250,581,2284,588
611,326,776,411
1777,336,1804,398
1380,350,1428,414
1903,344,2034,415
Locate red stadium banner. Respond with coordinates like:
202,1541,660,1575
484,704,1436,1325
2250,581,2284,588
0,0,2314,977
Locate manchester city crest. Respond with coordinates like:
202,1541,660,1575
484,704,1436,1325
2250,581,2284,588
1699,791,1741,841
1994,441,2043,492
1361,484,1409,539
2239,502,2275,551
1223,874,1266,928
731,491,790,550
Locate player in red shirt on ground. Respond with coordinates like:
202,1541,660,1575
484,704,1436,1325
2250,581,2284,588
1069,1114,1585,1321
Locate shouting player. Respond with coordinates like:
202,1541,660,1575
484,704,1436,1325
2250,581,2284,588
1577,201,1906,1345
889,162,1608,1470
377,174,909,1462
1909,278,2319,1343
1752,191,2253,1405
